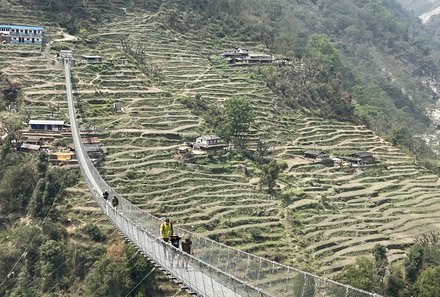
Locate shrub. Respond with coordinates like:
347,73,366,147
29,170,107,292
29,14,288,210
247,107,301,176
82,224,107,242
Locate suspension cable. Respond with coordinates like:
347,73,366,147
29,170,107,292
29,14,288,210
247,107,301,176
0,194,59,289
123,267,156,297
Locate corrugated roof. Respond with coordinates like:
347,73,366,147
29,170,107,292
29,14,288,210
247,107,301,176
20,143,41,150
198,134,221,141
82,55,102,59
81,137,100,144
2,25,44,31
29,120,65,125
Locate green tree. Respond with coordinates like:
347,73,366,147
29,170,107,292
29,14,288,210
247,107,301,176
36,151,49,178
260,159,281,194
305,34,343,72
0,162,36,214
39,240,66,288
222,96,254,141
82,224,107,242
124,244,156,296
389,125,412,147
336,256,379,291
385,263,409,297
373,244,388,291
254,140,270,165
373,244,387,263
84,244,155,297
414,266,440,297
405,244,424,283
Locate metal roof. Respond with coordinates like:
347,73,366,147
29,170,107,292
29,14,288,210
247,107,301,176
0,25,44,31
197,134,221,141
82,55,102,59
20,143,41,150
81,137,100,144
29,120,65,125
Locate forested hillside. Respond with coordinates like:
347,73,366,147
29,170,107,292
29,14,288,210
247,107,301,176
3,0,440,296
394,0,440,15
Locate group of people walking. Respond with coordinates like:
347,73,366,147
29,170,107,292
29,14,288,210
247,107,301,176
102,190,193,268
102,190,119,208
160,218,193,268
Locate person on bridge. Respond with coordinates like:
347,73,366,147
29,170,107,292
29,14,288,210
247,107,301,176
160,218,173,243
103,190,109,200
112,195,119,209
181,234,193,269
170,232,181,267
170,232,181,249
160,218,174,261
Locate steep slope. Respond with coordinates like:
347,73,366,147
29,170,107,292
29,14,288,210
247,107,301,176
0,6,189,297
59,10,440,275
3,0,440,287
394,0,440,17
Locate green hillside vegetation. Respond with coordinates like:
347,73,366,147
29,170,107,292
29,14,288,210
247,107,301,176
394,0,440,15
337,234,440,296
2,0,440,296
0,127,187,296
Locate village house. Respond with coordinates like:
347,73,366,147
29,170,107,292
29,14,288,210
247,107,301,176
81,55,103,64
345,151,375,165
220,48,252,58
19,143,41,153
193,135,228,150
29,120,69,132
246,53,274,64
0,25,44,45
304,150,329,159
221,47,274,66
68,137,101,156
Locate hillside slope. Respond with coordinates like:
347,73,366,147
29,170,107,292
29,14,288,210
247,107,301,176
58,10,440,275
394,0,440,16
2,0,440,295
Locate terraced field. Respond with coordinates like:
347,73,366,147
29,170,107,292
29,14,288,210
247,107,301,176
4,7,440,278
68,12,440,274
281,117,440,272
69,13,295,263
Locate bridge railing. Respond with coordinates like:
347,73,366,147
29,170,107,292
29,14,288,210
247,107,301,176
65,60,380,297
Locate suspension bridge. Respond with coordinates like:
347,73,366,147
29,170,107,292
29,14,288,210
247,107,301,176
63,57,380,297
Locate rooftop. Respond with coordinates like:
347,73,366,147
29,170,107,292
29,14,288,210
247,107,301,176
81,137,100,144
25,137,41,143
82,55,102,59
29,120,65,125
198,134,221,141
353,151,373,158
0,25,44,31
20,143,41,150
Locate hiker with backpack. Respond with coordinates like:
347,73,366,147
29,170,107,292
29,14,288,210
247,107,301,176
181,234,193,269
160,218,174,260
160,218,173,242
169,232,181,267
111,195,119,209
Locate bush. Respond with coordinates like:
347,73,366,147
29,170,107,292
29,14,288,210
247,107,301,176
51,43,72,51
82,224,107,242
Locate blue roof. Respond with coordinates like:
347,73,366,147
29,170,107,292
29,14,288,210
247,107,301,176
0,25,44,31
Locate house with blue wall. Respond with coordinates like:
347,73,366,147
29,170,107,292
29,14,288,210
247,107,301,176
0,25,44,45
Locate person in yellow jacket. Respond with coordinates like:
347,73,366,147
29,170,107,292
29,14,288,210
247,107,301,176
160,218,173,242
